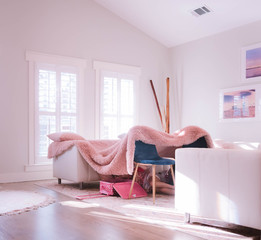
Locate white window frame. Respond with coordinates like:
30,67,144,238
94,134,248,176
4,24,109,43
93,61,141,139
25,51,86,171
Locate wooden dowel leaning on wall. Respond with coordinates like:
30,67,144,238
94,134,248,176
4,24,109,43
150,80,163,129
165,77,170,133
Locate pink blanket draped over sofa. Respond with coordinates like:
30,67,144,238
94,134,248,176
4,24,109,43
48,125,213,175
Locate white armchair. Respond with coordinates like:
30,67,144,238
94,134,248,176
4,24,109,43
175,142,261,230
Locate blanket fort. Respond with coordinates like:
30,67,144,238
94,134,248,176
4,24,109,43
48,125,213,175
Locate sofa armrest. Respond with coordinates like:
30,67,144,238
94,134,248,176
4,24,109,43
53,146,100,183
175,148,261,229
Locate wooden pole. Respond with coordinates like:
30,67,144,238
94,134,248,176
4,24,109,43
150,80,163,128
165,77,170,133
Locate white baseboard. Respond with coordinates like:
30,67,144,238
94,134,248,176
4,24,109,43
0,171,54,183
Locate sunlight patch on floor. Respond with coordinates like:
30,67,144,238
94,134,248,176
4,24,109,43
86,211,247,240
85,210,180,227
60,200,100,208
122,203,178,215
87,210,183,227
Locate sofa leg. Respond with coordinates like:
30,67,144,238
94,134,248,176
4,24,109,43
79,182,84,190
58,178,61,184
185,212,191,223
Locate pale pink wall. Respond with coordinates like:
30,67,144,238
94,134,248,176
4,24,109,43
170,20,261,142
0,0,171,180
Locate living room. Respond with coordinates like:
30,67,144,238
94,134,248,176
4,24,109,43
1,0,261,239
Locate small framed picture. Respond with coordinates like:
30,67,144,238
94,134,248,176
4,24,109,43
241,43,261,83
219,85,261,122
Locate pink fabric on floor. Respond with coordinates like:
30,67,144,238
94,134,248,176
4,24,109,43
48,125,213,175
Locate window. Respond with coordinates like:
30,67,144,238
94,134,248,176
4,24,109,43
26,51,85,169
94,61,140,139
36,65,78,160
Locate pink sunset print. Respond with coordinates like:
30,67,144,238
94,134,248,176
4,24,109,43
246,47,261,78
223,89,255,119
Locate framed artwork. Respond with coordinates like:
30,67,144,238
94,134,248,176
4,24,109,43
241,43,261,82
219,85,261,122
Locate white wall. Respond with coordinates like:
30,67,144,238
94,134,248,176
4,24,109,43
170,20,261,142
0,0,170,182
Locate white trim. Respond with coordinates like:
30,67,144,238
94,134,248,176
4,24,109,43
134,75,140,125
0,171,54,183
93,60,141,75
26,51,86,68
95,67,101,138
25,163,53,172
78,67,85,133
28,61,35,166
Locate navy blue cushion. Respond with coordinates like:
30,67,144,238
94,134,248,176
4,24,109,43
182,136,208,148
134,141,175,165
134,158,175,165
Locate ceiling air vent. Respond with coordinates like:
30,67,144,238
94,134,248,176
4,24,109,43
191,5,211,17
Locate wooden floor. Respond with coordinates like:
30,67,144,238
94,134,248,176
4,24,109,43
0,181,205,240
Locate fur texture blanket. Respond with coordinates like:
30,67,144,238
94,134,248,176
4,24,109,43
48,125,213,175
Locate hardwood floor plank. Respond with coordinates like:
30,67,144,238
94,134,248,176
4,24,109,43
0,182,204,240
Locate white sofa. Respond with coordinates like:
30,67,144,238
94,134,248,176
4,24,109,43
53,146,100,189
53,145,169,189
175,142,261,230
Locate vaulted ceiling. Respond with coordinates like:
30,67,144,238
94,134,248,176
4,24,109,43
93,0,261,48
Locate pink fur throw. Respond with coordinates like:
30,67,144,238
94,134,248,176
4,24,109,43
47,132,85,142
48,125,213,175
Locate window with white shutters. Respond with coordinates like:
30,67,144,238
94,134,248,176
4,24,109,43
94,61,140,139
36,65,78,162
26,52,85,169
